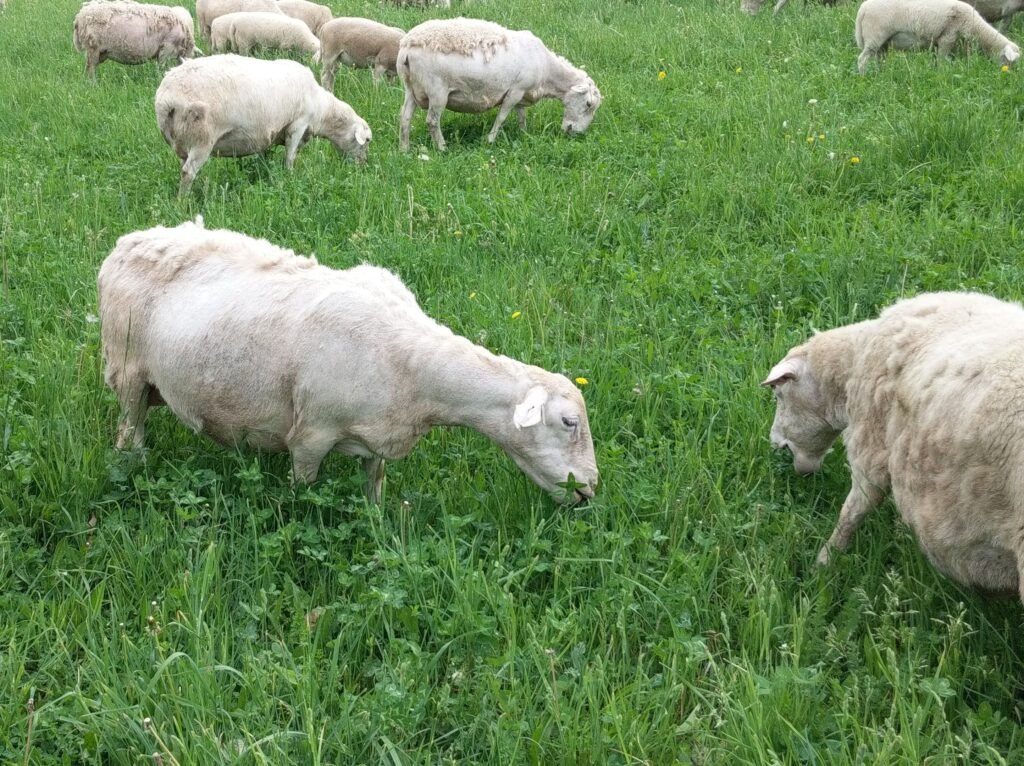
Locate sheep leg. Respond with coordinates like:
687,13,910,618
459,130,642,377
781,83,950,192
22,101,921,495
515,106,527,132
85,50,101,79
487,90,526,143
935,29,960,59
426,98,448,151
371,62,386,85
363,456,385,503
817,475,886,565
289,432,337,485
857,47,878,74
179,144,213,196
114,377,153,449
283,122,310,169
772,0,789,13
321,57,337,92
398,87,417,152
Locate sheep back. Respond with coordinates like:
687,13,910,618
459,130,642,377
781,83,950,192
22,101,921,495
73,1,198,69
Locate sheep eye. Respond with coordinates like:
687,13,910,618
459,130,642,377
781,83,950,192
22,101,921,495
562,416,579,428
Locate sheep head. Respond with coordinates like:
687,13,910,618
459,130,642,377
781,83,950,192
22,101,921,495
562,78,602,136
762,353,841,475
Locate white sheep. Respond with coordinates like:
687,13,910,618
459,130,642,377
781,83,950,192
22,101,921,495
98,218,600,504
965,0,1024,22
73,1,201,79
275,0,332,35
210,11,320,56
397,17,602,152
855,0,1020,72
763,292,1024,603
154,54,371,195
741,0,842,15
195,0,282,39
318,17,405,92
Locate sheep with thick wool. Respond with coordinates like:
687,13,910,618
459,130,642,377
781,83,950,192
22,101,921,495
195,0,281,39
98,219,599,504
764,292,1024,604
965,0,1024,23
855,0,1020,72
318,17,405,91
210,11,320,56
154,54,371,195
73,0,201,78
275,0,331,35
397,17,601,151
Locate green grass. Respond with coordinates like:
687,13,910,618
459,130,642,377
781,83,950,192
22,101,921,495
3,0,1024,762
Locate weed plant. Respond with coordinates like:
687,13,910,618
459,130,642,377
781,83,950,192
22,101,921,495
2,0,1024,763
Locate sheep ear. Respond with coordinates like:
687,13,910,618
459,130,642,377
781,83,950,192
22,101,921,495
355,124,372,146
513,386,549,429
762,358,804,387
570,83,590,94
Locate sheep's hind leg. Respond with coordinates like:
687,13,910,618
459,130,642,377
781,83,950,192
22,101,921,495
398,87,417,152
114,376,155,450
283,122,310,169
426,96,448,151
817,472,886,565
857,47,878,74
363,456,385,503
179,143,213,196
321,56,338,92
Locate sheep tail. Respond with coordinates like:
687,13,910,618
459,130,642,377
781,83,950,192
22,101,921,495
73,19,84,52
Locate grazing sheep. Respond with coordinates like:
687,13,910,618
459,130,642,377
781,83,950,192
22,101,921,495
98,218,600,504
965,0,1024,23
397,17,602,151
73,1,201,79
275,0,331,35
154,54,371,195
764,292,1024,603
195,0,281,39
742,0,841,15
318,17,405,91
855,0,1020,72
210,11,320,56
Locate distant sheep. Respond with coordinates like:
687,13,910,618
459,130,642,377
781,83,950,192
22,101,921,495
855,0,1020,72
195,0,282,39
98,219,599,504
154,54,371,194
73,1,200,78
397,17,602,151
275,0,332,35
318,17,405,92
764,292,1024,603
965,0,1024,23
742,0,841,15
210,11,320,56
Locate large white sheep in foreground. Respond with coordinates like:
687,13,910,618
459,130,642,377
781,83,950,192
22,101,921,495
154,54,371,195
210,11,320,56
195,0,282,39
855,0,1020,72
397,17,602,151
318,17,405,91
275,0,332,35
73,1,201,78
98,219,600,504
764,292,1024,603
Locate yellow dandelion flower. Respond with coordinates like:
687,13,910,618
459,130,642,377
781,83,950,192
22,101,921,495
658,70,667,81
468,291,477,299
806,136,815,143
1002,64,1010,72
818,133,825,140
575,377,589,386
453,230,463,238
735,67,743,74
849,156,861,164
510,311,522,320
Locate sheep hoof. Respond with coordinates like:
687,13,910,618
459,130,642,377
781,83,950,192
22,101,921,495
816,545,834,567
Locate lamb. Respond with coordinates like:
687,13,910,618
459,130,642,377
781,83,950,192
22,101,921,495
195,0,282,39
318,17,405,92
855,0,1020,73
210,11,320,56
73,1,201,79
154,54,371,195
397,17,602,152
964,0,1024,23
763,292,1024,604
98,218,600,505
275,0,332,35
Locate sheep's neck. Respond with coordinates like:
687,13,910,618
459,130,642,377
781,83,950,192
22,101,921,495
808,321,873,430
540,53,585,100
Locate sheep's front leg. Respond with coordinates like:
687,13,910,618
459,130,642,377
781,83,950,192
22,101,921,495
363,456,385,503
487,89,525,143
772,0,789,13
935,29,960,59
289,430,337,485
179,143,213,196
320,56,338,93
283,122,310,169
817,472,886,566
398,87,417,152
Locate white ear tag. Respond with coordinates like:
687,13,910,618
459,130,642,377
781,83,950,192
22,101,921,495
513,386,549,429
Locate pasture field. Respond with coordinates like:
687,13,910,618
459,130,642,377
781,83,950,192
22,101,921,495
3,0,1024,762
